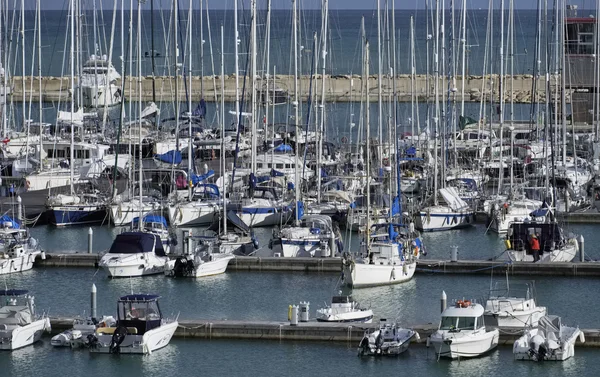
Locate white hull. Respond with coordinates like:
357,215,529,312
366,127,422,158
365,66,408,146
90,321,178,354
343,260,416,288
166,254,234,278
0,251,42,275
513,327,582,361
316,310,373,323
414,210,474,232
238,211,291,228
99,253,168,277
430,329,499,359
485,308,547,328
81,83,121,108
110,203,159,226
168,203,220,227
0,318,50,350
506,243,578,263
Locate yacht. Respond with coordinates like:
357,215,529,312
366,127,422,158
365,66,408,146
0,289,51,350
357,320,418,356
429,300,499,359
271,214,342,258
342,224,421,288
414,187,474,232
502,221,578,263
78,55,122,108
87,294,178,354
513,315,584,361
484,280,547,328
99,232,169,277
316,295,373,323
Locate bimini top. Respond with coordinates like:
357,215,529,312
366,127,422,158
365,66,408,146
108,232,166,256
119,294,160,302
0,289,29,296
442,302,484,317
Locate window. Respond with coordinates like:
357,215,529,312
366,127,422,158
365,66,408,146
476,315,485,329
440,316,457,330
285,164,291,169
457,316,476,330
276,163,284,169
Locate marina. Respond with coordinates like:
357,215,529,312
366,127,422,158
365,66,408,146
3,0,600,375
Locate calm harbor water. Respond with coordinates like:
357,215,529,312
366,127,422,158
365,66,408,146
0,222,596,375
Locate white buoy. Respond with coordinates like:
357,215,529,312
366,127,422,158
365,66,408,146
88,227,93,254
579,234,585,262
441,291,447,313
17,196,22,221
91,284,97,321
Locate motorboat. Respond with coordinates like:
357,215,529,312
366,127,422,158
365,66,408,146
0,218,45,275
501,221,578,263
165,248,234,278
99,232,169,277
513,315,584,361
484,280,547,328
429,299,499,359
342,223,421,288
51,316,116,348
357,319,418,356
0,289,51,350
78,54,121,108
271,213,342,258
316,295,373,323
87,294,178,354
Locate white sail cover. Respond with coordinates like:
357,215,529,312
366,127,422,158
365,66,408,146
57,108,84,124
439,187,469,211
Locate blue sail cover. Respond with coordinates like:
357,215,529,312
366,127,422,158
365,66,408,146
0,215,20,229
391,196,401,216
274,144,293,153
190,170,215,185
155,150,182,165
132,215,168,229
193,98,207,117
295,201,305,221
195,183,220,198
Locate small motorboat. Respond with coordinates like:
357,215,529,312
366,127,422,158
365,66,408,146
357,319,418,356
0,216,45,275
99,232,169,277
87,294,178,354
0,289,51,350
51,316,116,348
429,299,499,359
484,280,547,328
513,315,585,361
316,295,373,323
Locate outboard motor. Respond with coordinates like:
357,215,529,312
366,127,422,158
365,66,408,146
109,326,128,354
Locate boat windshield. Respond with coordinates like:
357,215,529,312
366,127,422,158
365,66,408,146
440,316,476,330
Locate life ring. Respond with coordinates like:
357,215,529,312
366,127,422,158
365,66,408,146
456,300,471,308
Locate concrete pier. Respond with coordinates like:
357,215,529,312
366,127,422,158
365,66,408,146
11,74,558,103
35,254,600,277
46,317,599,346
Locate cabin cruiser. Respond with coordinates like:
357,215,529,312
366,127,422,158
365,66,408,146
357,320,418,356
271,213,342,258
429,300,499,359
316,295,373,323
99,232,169,277
414,187,474,232
484,281,547,328
513,315,584,361
87,294,178,354
0,289,51,350
501,221,578,263
342,223,421,288
78,54,121,108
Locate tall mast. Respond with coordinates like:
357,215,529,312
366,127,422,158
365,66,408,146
174,0,180,168
187,0,193,201
498,0,505,196
365,40,371,252
433,0,440,205
151,0,156,103
137,0,143,230
69,0,75,195
460,0,467,116
410,16,415,141
250,0,257,174
234,0,240,134
20,0,25,129
221,24,227,235
293,0,300,225
376,0,383,167
200,0,204,98
93,0,98,108
317,0,328,204
37,0,42,157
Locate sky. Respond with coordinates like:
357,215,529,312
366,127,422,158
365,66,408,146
31,0,599,11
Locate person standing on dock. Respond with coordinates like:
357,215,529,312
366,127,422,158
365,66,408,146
530,234,540,262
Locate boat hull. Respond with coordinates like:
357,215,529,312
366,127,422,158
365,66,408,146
89,321,178,354
0,318,50,350
48,206,108,227
343,260,416,288
99,253,168,277
168,204,220,227
429,329,499,359
0,251,42,275
414,211,474,232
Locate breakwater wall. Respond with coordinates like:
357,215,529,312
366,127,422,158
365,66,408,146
10,74,558,103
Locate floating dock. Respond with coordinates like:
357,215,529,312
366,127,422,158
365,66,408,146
47,317,598,346
35,254,600,277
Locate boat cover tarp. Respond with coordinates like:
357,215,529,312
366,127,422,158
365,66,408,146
155,150,182,165
0,215,20,229
190,170,215,185
109,232,165,256
193,183,220,198
439,187,470,211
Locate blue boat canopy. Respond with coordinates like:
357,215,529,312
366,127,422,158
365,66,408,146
132,215,168,229
0,289,28,296
119,294,160,302
154,150,182,165
0,215,20,229
109,232,166,256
